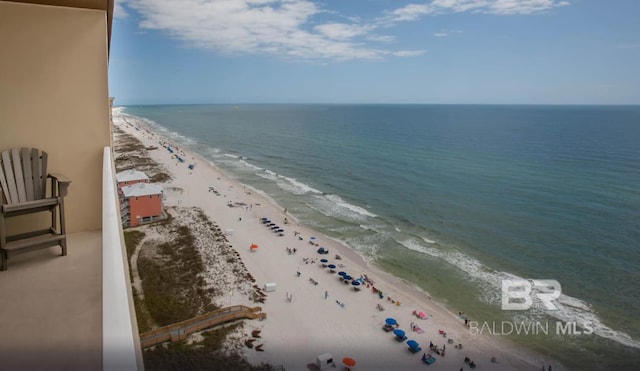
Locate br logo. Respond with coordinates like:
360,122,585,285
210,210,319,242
501,279,561,310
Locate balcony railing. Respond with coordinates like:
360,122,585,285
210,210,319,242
102,147,143,370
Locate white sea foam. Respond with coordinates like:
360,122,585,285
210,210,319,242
122,114,197,152
421,236,437,244
359,224,385,233
276,176,323,195
238,159,263,171
303,195,376,224
255,172,277,182
324,194,378,218
333,234,382,263
395,237,640,350
224,153,239,159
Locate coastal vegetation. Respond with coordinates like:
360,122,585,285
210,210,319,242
118,127,272,370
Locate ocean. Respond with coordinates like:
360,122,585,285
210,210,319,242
121,104,640,370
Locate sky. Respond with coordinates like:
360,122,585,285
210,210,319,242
109,0,640,105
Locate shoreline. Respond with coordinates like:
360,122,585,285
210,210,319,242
113,108,556,370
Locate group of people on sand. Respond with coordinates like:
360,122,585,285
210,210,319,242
285,247,297,255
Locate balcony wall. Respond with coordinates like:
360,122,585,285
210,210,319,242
0,1,110,233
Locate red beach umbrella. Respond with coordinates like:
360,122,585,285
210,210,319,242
342,357,356,367
250,243,258,250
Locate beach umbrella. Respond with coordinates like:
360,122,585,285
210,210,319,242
385,318,397,326
338,271,347,277
342,357,356,368
393,329,405,338
407,340,420,349
277,229,284,232
250,243,258,249
327,264,336,269
351,280,360,286
320,259,328,263
310,236,317,240
344,275,352,281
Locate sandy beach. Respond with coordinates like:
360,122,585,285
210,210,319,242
113,108,553,371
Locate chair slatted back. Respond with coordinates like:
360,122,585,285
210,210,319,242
0,148,48,205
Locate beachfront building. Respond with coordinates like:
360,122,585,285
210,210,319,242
116,169,150,188
0,1,142,370
120,182,165,227
116,169,166,227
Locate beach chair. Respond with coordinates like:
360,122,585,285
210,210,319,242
421,353,436,365
0,148,71,270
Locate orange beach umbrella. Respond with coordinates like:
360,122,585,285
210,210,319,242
342,357,356,367
250,243,258,249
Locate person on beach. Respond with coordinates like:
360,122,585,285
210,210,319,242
324,291,328,299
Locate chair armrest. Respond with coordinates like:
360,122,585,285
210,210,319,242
49,173,71,197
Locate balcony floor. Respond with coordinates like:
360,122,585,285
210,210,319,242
0,231,102,370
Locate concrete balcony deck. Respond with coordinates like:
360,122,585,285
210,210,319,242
0,147,142,371
0,231,102,370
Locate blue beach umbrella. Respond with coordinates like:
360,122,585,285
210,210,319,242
310,237,317,240
338,271,347,276
393,329,405,338
344,275,352,281
385,318,397,326
320,259,328,263
351,280,360,286
328,264,336,269
407,340,420,350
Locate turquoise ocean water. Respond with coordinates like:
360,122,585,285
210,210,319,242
122,104,640,370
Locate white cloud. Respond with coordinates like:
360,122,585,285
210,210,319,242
113,0,129,19
488,0,570,15
391,50,428,57
123,0,425,61
434,29,463,37
386,3,434,22
367,34,396,43
121,0,570,62
314,23,374,40
385,0,569,22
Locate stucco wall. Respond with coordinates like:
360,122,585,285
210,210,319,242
128,195,163,227
0,1,110,232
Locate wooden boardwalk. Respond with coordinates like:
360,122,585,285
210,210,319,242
139,305,266,348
